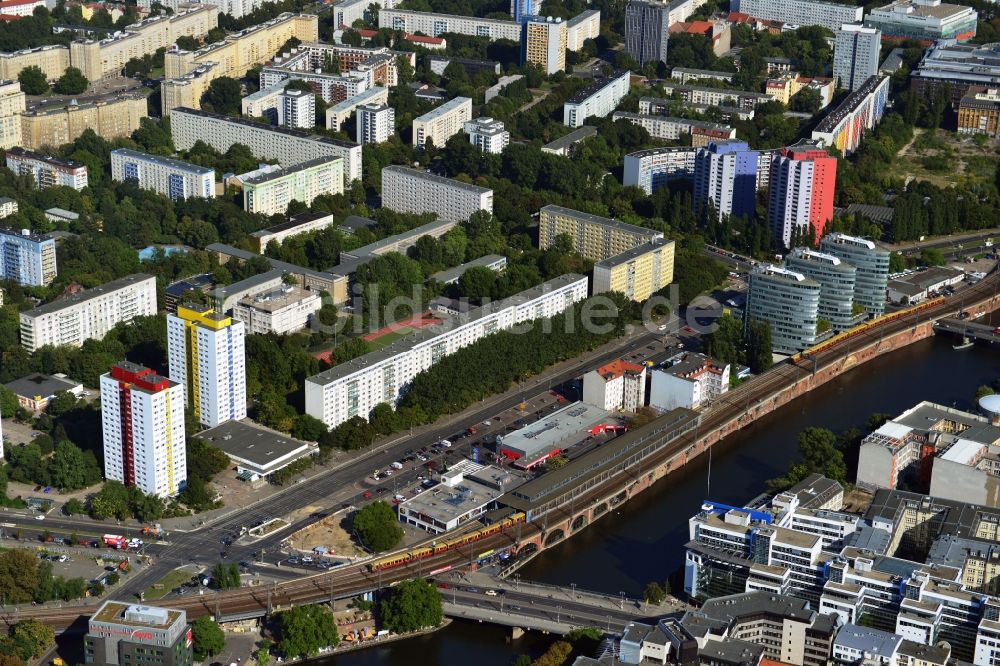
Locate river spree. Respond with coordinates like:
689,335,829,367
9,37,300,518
326,334,1000,664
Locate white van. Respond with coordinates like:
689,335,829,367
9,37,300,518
390,461,404,470
439,439,452,448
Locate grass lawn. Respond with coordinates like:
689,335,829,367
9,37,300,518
143,568,194,601
367,327,413,350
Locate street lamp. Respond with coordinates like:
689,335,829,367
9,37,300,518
570,582,577,599
556,606,562,624
514,573,520,591
619,591,625,610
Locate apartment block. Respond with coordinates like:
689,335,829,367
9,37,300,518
648,84,774,111
305,274,588,428
538,204,663,261
811,75,890,155
333,0,401,30
464,117,509,154
764,74,837,108
20,93,147,151
746,264,821,353
233,284,321,335
864,0,977,42
623,147,701,197
85,602,192,666
649,351,730,412
694,140,759,221
592,239,675,302
582,359,646,412
0,79,23,150
111,148,214,201
241,156,344,216
612,112,737,145
101,362,186,498
768,140,837,248
278,88,315,129
261,43,406,98
167,304,246,428
412,96,472,148
625,1,669,65
169,107,361,186
250,212,336,253
785,248,859,332
566,9,600,51
19,274,157,352
326,87,390,132
819,233,889,317
564,70,631,128
6,148,88,191
958,87,1000,138
241,82,287,120
730,0,862,32
381,165,492,222
523,16,566,75
835,24,882,91
356,103,395,145
0,227,56,286
378,8,521,41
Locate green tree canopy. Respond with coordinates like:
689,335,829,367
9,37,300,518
54,67,88,95
17,65,48,95
277,605,338,658
380,579,442,633
201,77,243,115
191,617,226,661
352,500,403,552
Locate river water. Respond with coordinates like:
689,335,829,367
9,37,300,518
324,334,1000,664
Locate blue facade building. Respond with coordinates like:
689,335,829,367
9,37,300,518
693,140,759,221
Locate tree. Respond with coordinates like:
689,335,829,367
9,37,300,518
17,66,48,95
789,86,822,114
277,605,338,658
89,480,131,520
54,67,88,95
291,414,327,442
9,620,54,661
976,385,996,400
202,77,242,115
0,549,39,604
889,252,906,273
191,617,226,661
380,579,442,633
530,640,573,666
368,403,397,436
768,427,847,490
704,314,743,366
643,581,665,605
352,500,403,552
212,562,241,589
317,303,338,327
46,390,79,417
921,248,945,266
457,266,497,303
745,319,773,374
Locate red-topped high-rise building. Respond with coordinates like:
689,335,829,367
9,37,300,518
767,140,836,249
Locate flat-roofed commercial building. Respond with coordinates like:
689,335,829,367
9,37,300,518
593,239,675,302
864,0,977,42
910,42,1000,107
5,372,83,413
564,70,630,127
206,243,349,305
381,165,492,222
730,0,862,32
6,148,88,190
785,247,858,332
170,107,361,187
412,96,472,148
0,227,56,286
111,148,214,200
378,8,520,41
498,401,611,469
819,232,889,317
196,419,317,479
540,125,596,156
85,602,191,666
305,274,588,428
430,254,507,285
233,284,321,335
241,156,344,216
746,264,821,354
19,274,156,352
250,212,336,252
538,204,662,261
397,461,510,533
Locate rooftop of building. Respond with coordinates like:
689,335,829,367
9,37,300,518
206,243,345,283
566,9,599,25
700,590,816,623
613,111,735,133
0,226,53,243
237,284,317,313
208,269,285,306
657,351,728,381
834,623,902,654
172,107,359,150
430,254,506,284
412,95,472,123
896,640,950,664
383,6,518,25
251,212,334,238
566,70,629,104
593,358,646,382
787,247,853,269
541,204,663,238
21,273,154,319
870,0,975,19
892,265,965,290
788,473,845,509
339,214,376,233
593,239,674,269
844,203,895,224
401,466,505,523
242,156,342,186
814,75,888,134
541,125,598,151
671,66,734,78
196,419,314,467
111,148,214,175
327,87,389,113
91,601,184,629
864,486,1000,540
241,81,288,102
5,372,81,399
382,165,491,194
624,145,697,160
654,83,772,98
6,147,84,169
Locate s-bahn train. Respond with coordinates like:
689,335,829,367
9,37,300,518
367,512,527,572
790,296,946,364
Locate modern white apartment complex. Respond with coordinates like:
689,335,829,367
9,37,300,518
233,284,322,335
249,212,336,252
277,88,315,129
100,361,186,498
623,147,698,194
412,96,472,148
523,16,567,75
564,70,631,128
0,80,24,150
746,265,821,354
6,148,88,190
464,117,509,153
169,107,362,186
167,304,247,428
334,0,402,29
326,87,390,132
19,274,157,352
241,82,287,119
356,103,395,144
110,148,215,201
241,156,344,216
649,352,730,411
381,165,493,222
378,8,521,41
305,274,588,428
566,9,600,50
730,0,863,32
834,24,882,91
0,227,56,287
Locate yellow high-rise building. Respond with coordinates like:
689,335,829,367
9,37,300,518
593,239,675,302
0,80,24,150
523,16,566,75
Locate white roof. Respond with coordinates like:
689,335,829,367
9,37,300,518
939,438,985,463
875,421,913,440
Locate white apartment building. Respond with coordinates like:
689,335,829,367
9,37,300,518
170,107,362,187
582,359,646,412
623,147,698,194
566,9,600,51
523,16,567,75
19,274,156,352
612,112,737,143
333,0,402,28
250,211,336,252
100,361,186,498
241,156,344,216
241,82,287,119
0,80,24,150
835,24,882,91
381,165,492,222
0,227,56,287
167,304,247,428
378,8,521,41
730,0,863,32
260,67,368,104
233,284,321,335
305,274,588,428
326,86,390,131
196,0,266,18
278,88,315,129
412,96,472,148
5,148,88,190
464,117,509,153
564,70,631,127
0,197,15,218
110,148,214,200
650,352,730,411
356,103,395,144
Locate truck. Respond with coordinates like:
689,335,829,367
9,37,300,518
103,534,128,549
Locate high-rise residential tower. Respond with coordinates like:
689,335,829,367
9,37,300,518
785,247,858,332
693,141,759,221
768,140,836,248
834,24,881,91
522,15,567,74
625,0,670,65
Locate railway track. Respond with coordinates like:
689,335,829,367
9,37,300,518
8,273,998,631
